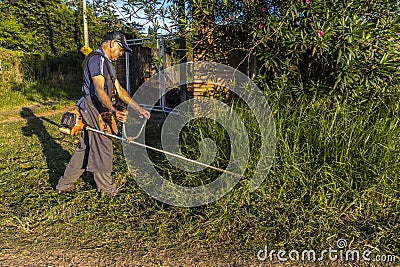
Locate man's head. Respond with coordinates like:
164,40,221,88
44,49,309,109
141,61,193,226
102,31,132,60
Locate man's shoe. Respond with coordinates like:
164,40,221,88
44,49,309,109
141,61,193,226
56,185,75,194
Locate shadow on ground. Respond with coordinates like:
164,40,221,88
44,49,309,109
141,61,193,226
20,107,72,188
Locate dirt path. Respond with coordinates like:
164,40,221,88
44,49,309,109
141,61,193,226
0,101,76,124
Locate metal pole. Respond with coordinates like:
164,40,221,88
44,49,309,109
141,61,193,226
157,37,167,112
125,52,130,94
82,0,89,47
161,37,167,111
84,126,243,179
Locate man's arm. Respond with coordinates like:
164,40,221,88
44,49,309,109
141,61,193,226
92,75,127,122
92,75,116,113
114,79,151,119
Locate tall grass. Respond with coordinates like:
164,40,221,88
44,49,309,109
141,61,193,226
0,89,399,264
140,92,400,254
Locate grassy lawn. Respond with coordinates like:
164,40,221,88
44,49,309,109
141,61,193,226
0,92,399,266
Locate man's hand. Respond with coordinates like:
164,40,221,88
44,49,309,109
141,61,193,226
137,107,150,119
114,110,127,123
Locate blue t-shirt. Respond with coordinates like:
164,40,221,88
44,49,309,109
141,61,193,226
77,49,116,111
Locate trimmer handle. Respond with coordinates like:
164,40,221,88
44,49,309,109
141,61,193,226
114,102,127,112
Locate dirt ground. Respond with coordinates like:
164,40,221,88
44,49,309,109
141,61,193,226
0,101,76,124
0,248,262,267
0,247,384,267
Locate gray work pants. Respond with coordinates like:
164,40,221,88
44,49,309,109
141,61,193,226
56,142,117,195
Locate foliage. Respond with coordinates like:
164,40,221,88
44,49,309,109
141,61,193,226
0,0,77,54
247,0,400,98
106,0,400,98
92,0,143,35
0,48,82,110
0,14,40,51
0,0,142,55
2,0,399,97
0,0,143,110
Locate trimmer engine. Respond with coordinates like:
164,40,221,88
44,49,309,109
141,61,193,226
59,109,85,135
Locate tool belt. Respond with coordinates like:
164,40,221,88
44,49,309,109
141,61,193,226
98,111,118,135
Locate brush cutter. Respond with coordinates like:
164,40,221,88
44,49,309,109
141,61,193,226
59,109,242,178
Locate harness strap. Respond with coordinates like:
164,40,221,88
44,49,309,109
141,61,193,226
82,51,117,102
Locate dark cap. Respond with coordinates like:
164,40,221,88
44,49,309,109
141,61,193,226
102,31,132,52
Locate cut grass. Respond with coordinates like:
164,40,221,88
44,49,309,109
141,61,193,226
0,92,399,265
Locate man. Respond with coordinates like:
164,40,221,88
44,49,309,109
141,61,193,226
56,31,150,195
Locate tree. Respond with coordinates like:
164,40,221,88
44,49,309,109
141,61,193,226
0,0,142,55
0,14,40,51
0,0,77,54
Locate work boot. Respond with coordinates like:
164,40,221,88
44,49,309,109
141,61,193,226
56,185,75,194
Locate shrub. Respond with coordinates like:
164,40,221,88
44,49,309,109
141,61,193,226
248,0,400,100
